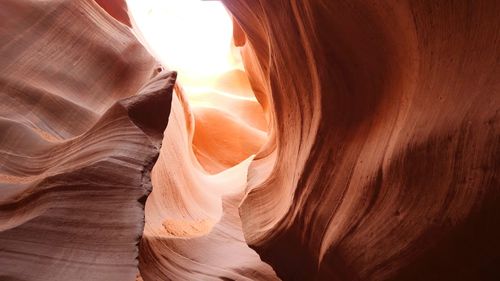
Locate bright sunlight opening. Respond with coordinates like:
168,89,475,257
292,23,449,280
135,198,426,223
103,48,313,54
126,0,242,88
126,0,267,174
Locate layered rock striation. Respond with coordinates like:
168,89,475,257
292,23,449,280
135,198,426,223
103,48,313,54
223,0,500,280
1,0,499,281
0,1,175,280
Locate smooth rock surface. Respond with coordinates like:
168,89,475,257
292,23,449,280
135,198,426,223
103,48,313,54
223,0,500,280
0,1,175,280
1,0,499,280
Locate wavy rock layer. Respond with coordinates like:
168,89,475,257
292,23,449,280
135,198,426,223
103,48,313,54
0,1,175,280
139,76,278,280
1,0,499,280
223,0,500,280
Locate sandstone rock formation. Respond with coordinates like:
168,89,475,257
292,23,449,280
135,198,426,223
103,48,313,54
0,1,175,280
222,0,500,280
1,0,499,280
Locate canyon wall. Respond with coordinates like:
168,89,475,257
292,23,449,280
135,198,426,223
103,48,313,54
0,1,175,280
0,0,499,281
223,0,500,280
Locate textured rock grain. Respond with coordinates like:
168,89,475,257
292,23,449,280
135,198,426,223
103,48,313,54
223,0,500,280
0,1,175,280
1,0,499,280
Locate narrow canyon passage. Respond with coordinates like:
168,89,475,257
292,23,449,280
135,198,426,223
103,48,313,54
125,1,278,280
0,0,499,281
127,0,268,172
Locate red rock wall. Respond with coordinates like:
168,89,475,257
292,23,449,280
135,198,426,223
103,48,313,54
0,1,175,280
223,0,500,280
0,0,499,280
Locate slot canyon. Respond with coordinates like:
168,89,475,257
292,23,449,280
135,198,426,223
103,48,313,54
0,0,499,280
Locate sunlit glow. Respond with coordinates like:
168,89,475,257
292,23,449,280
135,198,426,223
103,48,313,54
122,0,270,248
126,0,268,174
126,0,241,86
